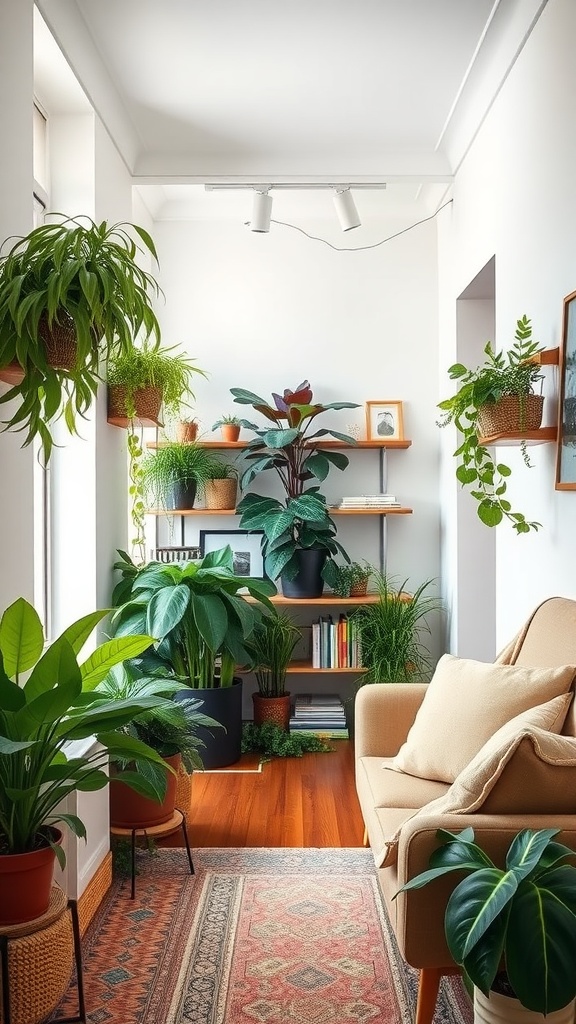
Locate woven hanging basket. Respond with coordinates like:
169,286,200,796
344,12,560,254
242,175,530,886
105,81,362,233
477,394,544,437
107,384,163,423
38,313,78,371
204,478,238,510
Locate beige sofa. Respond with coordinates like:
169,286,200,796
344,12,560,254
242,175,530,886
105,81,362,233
354,596,576,1024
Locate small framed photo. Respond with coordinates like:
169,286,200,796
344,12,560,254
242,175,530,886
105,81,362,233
199,529,265,580
365,401,404,441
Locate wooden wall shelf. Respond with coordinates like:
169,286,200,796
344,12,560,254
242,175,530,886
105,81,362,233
478,427,557,446
108,415,163,428
147,506,413,517
147,438,412,451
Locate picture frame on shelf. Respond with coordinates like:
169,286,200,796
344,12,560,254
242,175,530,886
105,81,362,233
199,529,266,580
365,400,404,441
555,289,576,490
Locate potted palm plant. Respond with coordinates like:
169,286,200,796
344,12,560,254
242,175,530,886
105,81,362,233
0,216,163,462
111,545,277,767
97,665,222,828
350,573,440,684
0,596,172,925
232,380,359,597
396,826,576,1022
141,440,226,510
244,611,301,730
437,315,545,534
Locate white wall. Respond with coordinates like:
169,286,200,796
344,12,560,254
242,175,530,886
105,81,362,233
438,0,576,648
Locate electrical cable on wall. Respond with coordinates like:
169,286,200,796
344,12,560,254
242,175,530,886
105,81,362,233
244,198,453,252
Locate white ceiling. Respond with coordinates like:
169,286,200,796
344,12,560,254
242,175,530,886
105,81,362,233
35,0,549,222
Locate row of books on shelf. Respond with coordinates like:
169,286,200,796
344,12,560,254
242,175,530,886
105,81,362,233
289,693,349,738
311,613,362,669
331,494,402,509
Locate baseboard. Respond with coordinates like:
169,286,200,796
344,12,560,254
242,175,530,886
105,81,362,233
77,850,113,934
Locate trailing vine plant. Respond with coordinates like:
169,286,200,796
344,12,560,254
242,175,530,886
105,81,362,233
437,315,544,534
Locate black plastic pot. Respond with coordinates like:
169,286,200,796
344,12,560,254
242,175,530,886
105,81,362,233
281,548,328,599
174,677,242,768
168,479,197,510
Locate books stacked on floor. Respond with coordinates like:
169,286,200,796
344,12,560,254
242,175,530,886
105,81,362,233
332,494,402,509
290,693,349,739
311,613,362,669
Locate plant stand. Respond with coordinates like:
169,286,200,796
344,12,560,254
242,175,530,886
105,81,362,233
0,887,85,1024
110,808,194,900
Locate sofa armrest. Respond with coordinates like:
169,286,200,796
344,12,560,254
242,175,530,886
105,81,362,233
354,683,428,759
392,810,576,969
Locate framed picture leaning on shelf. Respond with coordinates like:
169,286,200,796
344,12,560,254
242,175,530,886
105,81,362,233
556,289,576,489
199,529,266,580
365,400,404,441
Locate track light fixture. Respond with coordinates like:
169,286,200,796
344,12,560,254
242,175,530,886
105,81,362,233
251,188,272,232
333,187,361,231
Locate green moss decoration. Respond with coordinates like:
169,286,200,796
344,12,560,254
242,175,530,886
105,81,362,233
241,722,333,758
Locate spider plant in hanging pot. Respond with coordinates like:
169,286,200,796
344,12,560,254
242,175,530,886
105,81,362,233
0,215,163,462
437,315,545,534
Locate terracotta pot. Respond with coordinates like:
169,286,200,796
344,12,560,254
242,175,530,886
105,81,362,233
204,478,238,510
109,753,181,828
177,420,199,443
474,987,575,1024
0,828,62,925
221,423,241,442
0,361,25,385
252,692,292,731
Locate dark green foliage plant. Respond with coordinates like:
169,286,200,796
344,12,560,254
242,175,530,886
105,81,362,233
241,721,333,757
0,216,163,462
437,315,544,534
244,611,301,697
351,573,440,684
0,597,171,862
395,826,576,1015
232,381,358,581
111,546,276,689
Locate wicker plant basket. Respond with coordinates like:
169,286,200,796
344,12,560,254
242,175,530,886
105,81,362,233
252,693,291,731
350,579,369,597
204,478,238,510
477,394,544,437
107,384,163,423
176,420,199,443
38,314,78,371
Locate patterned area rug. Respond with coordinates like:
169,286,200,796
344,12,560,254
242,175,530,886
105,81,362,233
52,849,472,1024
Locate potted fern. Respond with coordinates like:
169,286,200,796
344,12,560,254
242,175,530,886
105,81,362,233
437,315,545,534
0,215,163,462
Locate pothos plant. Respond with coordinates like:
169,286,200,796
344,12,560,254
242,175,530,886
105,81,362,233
437,315,544,534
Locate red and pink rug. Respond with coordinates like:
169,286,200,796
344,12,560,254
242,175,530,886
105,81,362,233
52,848,472,1023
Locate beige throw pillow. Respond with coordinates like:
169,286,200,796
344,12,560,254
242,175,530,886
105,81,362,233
392,654,575,783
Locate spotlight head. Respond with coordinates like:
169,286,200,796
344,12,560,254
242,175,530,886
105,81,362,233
251,189,272,232
333,187,361,231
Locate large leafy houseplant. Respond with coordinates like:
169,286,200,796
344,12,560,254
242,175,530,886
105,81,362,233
232,381,359,583
0,216,162,462
396,826,576,1017
111,546,276,689
350,573,440,684
0,596,175,923
437,315,544,534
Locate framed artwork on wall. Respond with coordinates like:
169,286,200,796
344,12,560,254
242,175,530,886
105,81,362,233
365,400,404,441
199,529,266,579
555,289,576,490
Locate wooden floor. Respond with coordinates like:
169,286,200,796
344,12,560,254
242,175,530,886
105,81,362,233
161,740,365,848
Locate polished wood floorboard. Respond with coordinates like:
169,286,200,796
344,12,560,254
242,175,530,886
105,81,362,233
162,741,365,849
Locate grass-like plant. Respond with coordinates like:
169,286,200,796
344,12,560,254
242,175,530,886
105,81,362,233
141,442,227,507
107,343,206,420
244,611,301,697
351,573,441,684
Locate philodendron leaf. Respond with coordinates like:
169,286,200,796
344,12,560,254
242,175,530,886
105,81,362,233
445,868,518,963
80,635,156,690
147,585,190,641
0,598,44,678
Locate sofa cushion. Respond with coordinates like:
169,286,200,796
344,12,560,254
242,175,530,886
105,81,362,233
392,654,576,783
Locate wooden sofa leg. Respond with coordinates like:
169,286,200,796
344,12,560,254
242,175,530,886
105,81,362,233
362,827,369,847
416,968,443,1024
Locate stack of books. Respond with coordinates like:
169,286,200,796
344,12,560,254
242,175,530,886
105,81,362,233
311,613,362,669
289,693,349,738
333,494,402,509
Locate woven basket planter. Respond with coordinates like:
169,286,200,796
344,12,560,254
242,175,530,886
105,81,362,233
38,314,78,371
477,394,544,437
176,420,199,443
350,579,369,597
107,384,163,423
204,478,238,510
252,693,292,731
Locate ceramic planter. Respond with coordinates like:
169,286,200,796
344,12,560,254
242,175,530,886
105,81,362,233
474,987,575,1024
281,548,328,599
252,692,291,731
174,679,242,768
109,753,181,828
220,423,241,442
168,479,197,510
0,828,62,925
